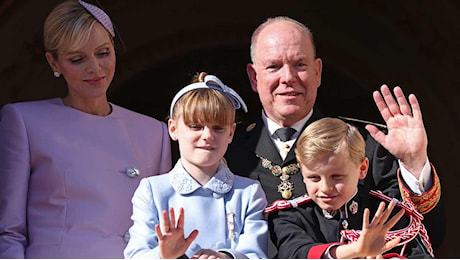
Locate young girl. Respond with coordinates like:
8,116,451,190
124,73,268,259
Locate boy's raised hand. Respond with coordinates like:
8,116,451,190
358,201,405,257
333,201,405,258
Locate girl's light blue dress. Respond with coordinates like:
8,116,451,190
124,159,268,259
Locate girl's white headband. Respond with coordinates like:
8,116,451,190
170,75,248,117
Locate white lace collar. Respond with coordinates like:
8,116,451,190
169,160,234,195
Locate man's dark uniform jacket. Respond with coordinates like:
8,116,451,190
224,107,444,257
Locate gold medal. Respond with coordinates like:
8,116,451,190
257,155,299,199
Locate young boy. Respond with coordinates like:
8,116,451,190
268,117,433,259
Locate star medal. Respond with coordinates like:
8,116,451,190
257,155,299,199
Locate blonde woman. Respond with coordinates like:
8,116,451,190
0,1,171,258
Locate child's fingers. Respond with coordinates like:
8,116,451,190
379,200,396,224
177,207,185,229
362,208,370,229
161,210,170,232
185,229,199,247
169,207,176,229
155,224,164,240
383,238,401,252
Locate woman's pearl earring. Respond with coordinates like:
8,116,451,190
53,71,61,78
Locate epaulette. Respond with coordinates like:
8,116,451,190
264,194,312,214
338,116,387,129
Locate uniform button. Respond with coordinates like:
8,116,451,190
126,167,140,178
124,231,131,242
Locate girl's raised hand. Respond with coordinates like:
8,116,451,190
155,207,199,259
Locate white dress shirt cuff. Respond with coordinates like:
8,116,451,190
398,158,432,195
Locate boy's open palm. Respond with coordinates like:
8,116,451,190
356,201,405,257
333,201,405,258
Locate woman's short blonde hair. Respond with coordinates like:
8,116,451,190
43,1,112,57
295,117,365,166
171,72,235,126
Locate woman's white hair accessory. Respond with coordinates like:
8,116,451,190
78,0,115,37
169,75,248,117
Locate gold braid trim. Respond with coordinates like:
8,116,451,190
398,163,441,214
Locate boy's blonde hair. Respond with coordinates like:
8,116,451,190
170,72,235,126
295,117,365,166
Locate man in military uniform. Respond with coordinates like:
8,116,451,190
224,16,444,257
